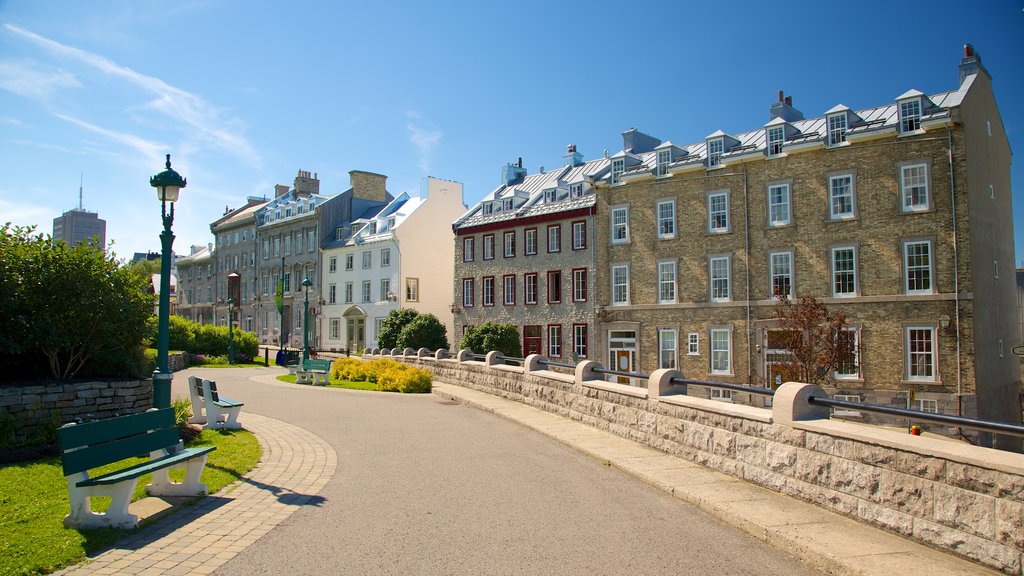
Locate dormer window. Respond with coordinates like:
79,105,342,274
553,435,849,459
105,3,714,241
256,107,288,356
544,189,556,203
656,149,671,176
900,98,922,133
611,158,625,184
828,113,847,146
274,209,281,220
335,227,344,241
297,203,304,214
482,203,493,215
707,138,724,168
285,206,292,217
767,126,785,156
369,222,377,235
569,183,584,198
502,198,514,211
387,217,395,230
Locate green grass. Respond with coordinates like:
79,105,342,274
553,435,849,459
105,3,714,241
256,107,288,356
276,374,379,391
0,428,260,576
192,361,267,369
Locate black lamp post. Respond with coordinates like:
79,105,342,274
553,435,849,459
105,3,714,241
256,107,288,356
227,297,235,364
150,154,186,410
302,277,313,362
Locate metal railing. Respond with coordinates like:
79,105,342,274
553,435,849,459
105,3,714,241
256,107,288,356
538,358,576,369
671,377,776,397
809,396,1024,438
591,366,650,380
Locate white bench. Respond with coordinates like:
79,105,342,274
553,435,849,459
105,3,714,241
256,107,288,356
295,359,331,385
187,375,244,430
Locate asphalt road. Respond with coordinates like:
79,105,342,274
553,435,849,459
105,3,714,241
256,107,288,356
173,367,821,576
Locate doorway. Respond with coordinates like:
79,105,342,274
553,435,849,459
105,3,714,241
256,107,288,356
344,306,366,352
607,330,637,385
523,325,542,356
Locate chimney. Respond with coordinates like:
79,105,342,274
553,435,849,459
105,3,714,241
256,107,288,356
349,170,387,201
501,160,527,186
563,144,583,167
274,184,290,198
294,169,320,197
769,91,804,122
958,43,989,86
621,128,661,154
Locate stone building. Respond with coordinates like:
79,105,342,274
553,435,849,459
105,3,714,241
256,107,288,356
453,149,608,358
175,243,215,324
591,46,1019,447
321,176,465,351
210,198,266,333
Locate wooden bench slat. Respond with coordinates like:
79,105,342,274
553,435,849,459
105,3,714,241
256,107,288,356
58,408,172,452
213,399,244,408
77,445,216,487
61,426,179,477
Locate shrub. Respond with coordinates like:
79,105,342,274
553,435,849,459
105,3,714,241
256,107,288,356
459,322,521,357
375,363,432,393
396,313,448,351
156,317,259,360
377,308,420,349
172,397,201,443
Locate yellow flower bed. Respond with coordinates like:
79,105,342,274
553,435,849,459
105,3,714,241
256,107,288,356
330,358,432,393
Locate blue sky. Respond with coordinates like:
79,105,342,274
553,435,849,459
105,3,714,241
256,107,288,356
1,1,1022,262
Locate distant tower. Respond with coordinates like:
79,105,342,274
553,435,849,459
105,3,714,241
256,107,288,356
53,174,106,249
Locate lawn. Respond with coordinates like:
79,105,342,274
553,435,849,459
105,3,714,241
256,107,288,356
0,427,261,576
276,374,378,391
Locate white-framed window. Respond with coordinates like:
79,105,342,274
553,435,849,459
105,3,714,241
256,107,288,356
835,327,860,379
707,138,724,168
769,250,793,299
657,200,676,239
829,173,855,220
611,158,625,184
767,125,785,156
362,250,371,269
900,162,930,212
709,256,730,302
380,278,390,302
768,183,791,227
345,253,353,271
573,324,588,358
710,328,731,375
462,278,474,307
708,191,729,233
659,328,677,369
547,225,561,253
572,221,586,250
525,228,537,255
918,399,938,413
344,282,353,304
483,235,494,260
375,317,384,339
611,206,629,244
307,229,316,252
502,198,514,211
525,273,538,305
361,280,371,303
657,260,676,304
503,231,516,257
900,98,922,133
710,388,733,401
572,268,587,302
905,325,936,382
406,278,419,302
831,246,857,297
481,203,493,215
543,188,556,203
833,394,862,417
611,264,629,305
656,149,671,177
482,277,494,306
503,275,516,305
570,182,584,198
328,283,337,304
548,325,562,357
329,318,341,339
904,240,933,294
329,256,337,273
381,248,391,267
295,231,303,254
687,332,699,355
827,113,847,146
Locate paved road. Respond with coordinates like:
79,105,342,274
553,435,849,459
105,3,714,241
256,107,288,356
174,367,820,576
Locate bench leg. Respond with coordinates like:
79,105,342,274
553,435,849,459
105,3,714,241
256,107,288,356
64,474,140,529
147,454,210,497
223,407,242,429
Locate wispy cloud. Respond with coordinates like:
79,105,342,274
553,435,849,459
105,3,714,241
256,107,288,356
406,111,442,173
53,113,166,165
0,59,80,101
4,23,261,167
0,196,55,227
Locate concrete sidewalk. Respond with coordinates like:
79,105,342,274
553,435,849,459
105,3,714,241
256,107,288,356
431,382,1003,576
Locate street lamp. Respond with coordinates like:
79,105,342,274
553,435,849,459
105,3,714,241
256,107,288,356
302,277,313,362
150,154,186,410
227,297,235,364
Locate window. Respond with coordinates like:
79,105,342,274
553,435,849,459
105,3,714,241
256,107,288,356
832,394,862,417
904,240,933,294
329,256,337,273
710,389,733,401
835,328,860,379
381,248,391,267
658,260,676,304
708,191,729,232
502,198,513,211
768,184,791,226
503,275,516,305
482,277,494,306
906,326,936,382
296,231,303,254
767,125,785,156
330,318,341,339
611,206,629,244
710,328,731,374
687,333,699,355
572,268,587,302
284,236,291,255
283,272,291,293
274,237,281,257
611,264,629,305
263,240,269,259
543,188,557,203
547,270,562,303
828,113,847,146
707,138,724,168
547,225,561,253
525,273,538,305
375,317,384,339
710,256,730,302
308,229,315,252
406,278,419,302
462,278,475,307
572,221,587,250
829,174,855,219
503,231,516,257
344,282,353,304
611,158,625,184
657,200,676,239
548,325,562,357
573,324,588,358
832,247,857,297
380,278,390,301
362,281,371,303
659,329,677,369
345,254,353,271
900,163,930,212
918,399,938,413
900,98,921,133
481,203,493,215
769,251,793,299
525,228,537,255
483,235,494,260
656,149,671,177
362,251,371,269
328,284,337,304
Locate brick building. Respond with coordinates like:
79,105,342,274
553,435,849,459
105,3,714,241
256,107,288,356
591,46,1018,447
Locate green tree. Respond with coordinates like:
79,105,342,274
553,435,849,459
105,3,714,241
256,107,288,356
377,308,420,349
396,313,448,351
128,257,161,281
459,322,521,357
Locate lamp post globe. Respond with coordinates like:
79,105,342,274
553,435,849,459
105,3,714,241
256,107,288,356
302,277,313,363
150,154,186,410
227,297,236,365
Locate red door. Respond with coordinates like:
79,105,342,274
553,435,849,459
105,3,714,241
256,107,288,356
523,325,542,356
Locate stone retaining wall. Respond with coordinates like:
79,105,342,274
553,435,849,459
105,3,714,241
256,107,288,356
379,351,1024,575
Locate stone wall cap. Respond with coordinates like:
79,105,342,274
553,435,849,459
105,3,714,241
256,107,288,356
659,393,773,423
531,370,574,384
490,364,523,374
582,379,649,399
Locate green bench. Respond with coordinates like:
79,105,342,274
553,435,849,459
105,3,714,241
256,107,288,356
188,375,244,429
296,358,332,385
58,408,216,529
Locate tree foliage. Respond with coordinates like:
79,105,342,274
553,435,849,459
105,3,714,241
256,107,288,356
771,296,857,386
377,308,420,349
459,322,521,358
396,313,448,351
